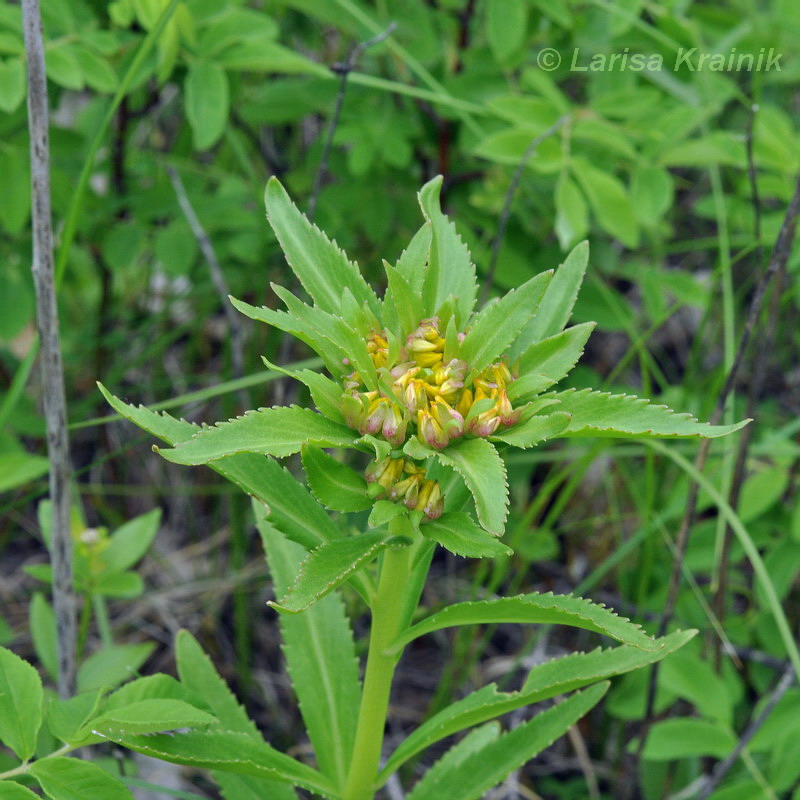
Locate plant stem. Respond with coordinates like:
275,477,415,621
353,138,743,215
343,545,411,800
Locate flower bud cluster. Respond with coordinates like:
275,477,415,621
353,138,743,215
341,317,521,451
364,456,443,519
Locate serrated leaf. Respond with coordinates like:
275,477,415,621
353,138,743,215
369,500,410,529
394,592,661,652
271,532,406,613
216,773,298,800
418,177,478,328
421,512,512,558
510,242,589,358
435,438,508,535
96,729,335,798
301,444,372,512
545,388,750,439
102,508,160,573
0,646,43,760
460,271,552,374
264,177,379,316
77,643,155,693
380,630,695,781
104,673,195,711
89,699,216,737
395,222,431,294
29,757,134,800
261,356,344,422
383,263,424,339
48,689,105,745
490,411,571,449
406,683,608,800
256,511,360,789
157,406,357,465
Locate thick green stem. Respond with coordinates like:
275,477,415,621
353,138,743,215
343,545,411,800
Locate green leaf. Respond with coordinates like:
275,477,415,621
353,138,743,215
641,718,736,761
103,673,194,710
93,571,144,599
216,40,328,76
0,646,43,760
95,729,335,798
490,411,571,449
0,451,49,492
29,757,134,800
382,263,424,339
418,176,478,328
0,148,31,234
176,630,260,737
380,630,695,780
0,56,25,113
185,61,229,150
368,500,407,529
271,532,406,613
47,689,105,745
631,165,673,228
77,643,155,692
264,177,379,315
395,222,431,295
89,699,216,738
435,438,508,535
301,445,372,512
460,271,552,374
574,161,639,247
421,512,512,558
72,45,118,92
486,0,527,63
394,592,661,652
0,782,40,799
510,241,589,357
45,44,83,89
216,773,298,800
30,592,57,681
156,406,357,465
658,132,745,168
256,510,360,790
406,683,608,800
555,174,589,250
545,388,750,439
102,508,160,573
261,356,344,422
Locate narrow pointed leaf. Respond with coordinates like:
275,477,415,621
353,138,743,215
301,444,372,512
460,271,552,374
435,438,508,535
510,240,589,358
418,176,478,327
380,630,695,781
396,222,432,294
383,263,424,339
394,592,661,651
256,512,360,788
216,774,298,800
156,406,357,465
264,177,379,315
271,532,408,614
490,411,571,449
30,757,134,800
406,683,608,800
422,512,512,558
89,699,216,737
0,646,43,760
546,388,750,439
262,356,345,422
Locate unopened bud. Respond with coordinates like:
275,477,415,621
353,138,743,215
418,409,449,450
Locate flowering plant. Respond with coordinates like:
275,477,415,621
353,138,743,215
6,176,744,800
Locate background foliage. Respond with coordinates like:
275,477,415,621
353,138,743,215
2,0,799,798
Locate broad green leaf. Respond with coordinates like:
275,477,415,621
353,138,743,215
99,386,341,550
435,438,508,535
0,451,49,492
380,630,695,780
0,57,26,114
395,222,432,295
513,322,596,399
301,445,372,512
185,61,229,150
89,699,216,737
216,773,298,800
271,532,407,613
0,646,43,760
660,650,733,726
264,177,379,315
72,45,118,92
77,643,155,692
93,571,144,598
418,176,478,328
368,500,407,528
0,782,40,799
394,592,661,651
574,161,639,247
631,165,674,227
45,44,83,89
261,356,344,422
95,729,335,798
641,718,736,761
510,241,589,357
104,673,195,710
102,508,160,573
156,406,357,465
555,174,589,250
29,757,133,800
421,512,512,558
545,388,750,439
491,411,571,449
256,511,360,789
406,683,608,800
658,132,745,168
30,592,57,681
486,0,527,63
48,689,105,745
460,271,552,374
